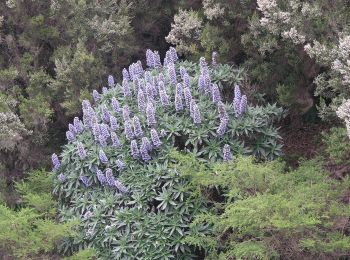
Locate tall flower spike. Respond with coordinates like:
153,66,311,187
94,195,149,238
51,153,60,170
130,140,140,158
239,95,247,116
99,149,108,164
154,51,162,68
96,169,106,186
111,97,121,114
108,75,115,87
146,49,155,68
175,92,184,112
141,137,152,151
82,100,91,110
122,105,130,122
211,83,221,104
198,74,206,91
159,90,170,107
110,115,118,131
122,68,130,81
77,142,87,160
150,128,162,148
223,144,233,161
124,120,134,140
114,179,129,193
111,132,121,148
234,84,242,115
116,159,125,171
133,116,144,137
92,90,100,102
216,116,228,136
137,88,146,112
168,63,177,85
68,123,77,135
73,117,84,133
99,135,107,147
105,168,116,187
92,123,100,141
66,131,75,142
140,142,151,162
183,87,192,108
169,47,178,63
101,105,110,123
183,73,190,89
100,124,110,139
146,102,156,126
192,102,201,124
80,175,91,187
122,79,131,97
179,67,187,79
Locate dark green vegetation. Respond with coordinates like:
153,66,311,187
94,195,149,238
1,0,350,259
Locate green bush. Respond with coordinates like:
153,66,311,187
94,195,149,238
178,155,350,259
53,48,283,258
0,170,77,259
323,127,350,165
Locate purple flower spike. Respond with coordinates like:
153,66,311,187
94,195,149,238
80,175,91,187
239,95,247,115
73,117,84,133
92,124,100,141
51,153,60,170
58,173,66,182
154,51,162,68
234,85,242,116
150,128,162,148
99,149,108,164
105,168,116,187
111,132,122,148
183,87,192,108
183,73,190,89
110,115,118,131
142,137,152,151
77,142,87,160
133,116,143,137
137,89,146,112
159,90,170,107
199,57,208,71
96,169,107,186
108,75,115,87
146,102,156,126
66,131,75,142
111,97,121,114
192,102,201,124
122,105,130,122
146,49,155,68
175,92,184,112
130,140,140,158
223,144,233,161
99,135,107,147
140,143,151,162
122,79,132,97
116,159,125,170
101,105,110,123
169,47,178,63
92,90,100,102
198,74,206,91
234,85,241,102
69,123,77,134
211,83,221,104
168,63,177,85
82,100,91,110
179,67,187,79
114,179,129,193
100,124,110,139
124,120,134,140
216,116,228,136
122,68,130,81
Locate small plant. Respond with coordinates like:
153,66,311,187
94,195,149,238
323,127,350,165
53,47,283,258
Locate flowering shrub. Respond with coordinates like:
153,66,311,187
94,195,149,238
53,47,282,258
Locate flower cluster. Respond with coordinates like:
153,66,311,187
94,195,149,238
233,85,247,117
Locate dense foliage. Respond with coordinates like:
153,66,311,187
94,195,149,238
52,48,282,258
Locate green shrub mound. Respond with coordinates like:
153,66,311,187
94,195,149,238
178,155,350,259
53,48,282,258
